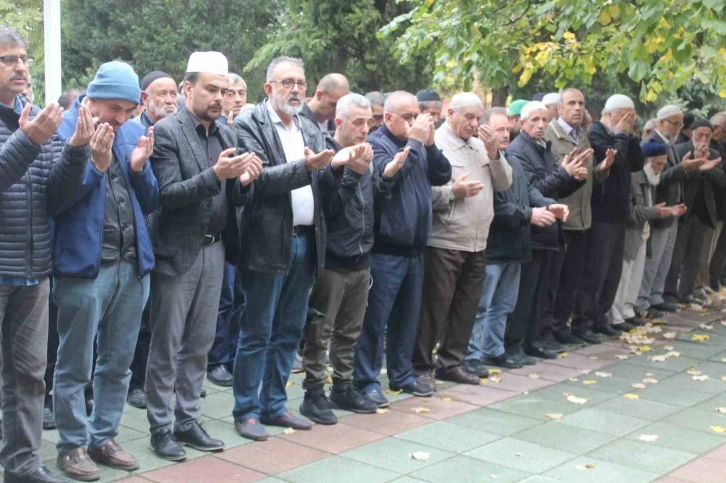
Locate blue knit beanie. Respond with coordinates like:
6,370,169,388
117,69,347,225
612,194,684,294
87,61,141,105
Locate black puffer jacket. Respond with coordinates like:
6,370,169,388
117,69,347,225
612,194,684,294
0,96,89,278
506,131,583,251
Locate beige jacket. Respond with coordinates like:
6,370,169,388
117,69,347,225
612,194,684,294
429,122,512,252
544,118,608,231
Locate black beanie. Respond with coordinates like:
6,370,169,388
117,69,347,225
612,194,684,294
140,71,173,91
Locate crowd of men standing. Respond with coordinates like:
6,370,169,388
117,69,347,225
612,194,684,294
2,24,726,483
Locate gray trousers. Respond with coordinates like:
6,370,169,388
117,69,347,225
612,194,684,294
146,242,225,434
0,279,50,476
637,222,678,311
303,266,370,391
665,215,709,301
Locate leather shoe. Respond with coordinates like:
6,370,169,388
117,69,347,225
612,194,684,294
391,379,435,397
260,410,313,430
87,440,139,471
150,430,187,461
174,421,225,451
538,339,566,353
645,308,665,319
481,354,522,369
614,322,636,332
625,315,646,327
524,347,558,359
4,465,70,483
652,302,677,313
300,391,337,425
462,359,489,377
126,388,146,409
43,404,56,430
234,418,270,441
572,330,602,344
56,447,100,481
593,325,621,337
360,387,389,408
553,332,586,346
434,366,481,385
207,365,233,387
509,349,537,366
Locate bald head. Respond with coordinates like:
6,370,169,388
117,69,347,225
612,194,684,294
317,73,349,94
308,73,350,123
384,91,417,115
383,91,419,140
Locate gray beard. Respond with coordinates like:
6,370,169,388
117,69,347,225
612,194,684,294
644,163,661,186
272,95,303,117
147,102,176,120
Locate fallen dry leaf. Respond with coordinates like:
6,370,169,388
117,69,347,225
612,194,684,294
515,453,523,457
639,346,653,353
574,464,596,471
693,375,711,382
441,397,452,402
547,413,564,420
326,376,333,384
667,351,681,357
490,475,499,480
692,334,711,342
664,346,675,351
615,355,629,360
558,352,569,359
687,369,703,375
375,408,389,414
566,394,588,405
663,332,678,339
580,369,592,375
489,375,502,383
632,383,646,389
411,451,430,461
528,373,541,379
385,388,402,395
595,372,612,378
583,380,597,385
691,303,706,312
722,376,726,382
711,426,726,434
624,393,640,400
639,434,659,442
588,356,599,360
642,377,658,384
569,378,579,382
651,355,668,362
283,428,296,434
716,407,726,413
479,378,488,385
585,464,596,469
651,319,666,325
286,380,294,388
699,323,714,330
489,368,502,375
411,407,430,413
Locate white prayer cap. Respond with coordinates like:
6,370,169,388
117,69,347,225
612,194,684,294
603,94,634,112
450,92,483,110
542,92,561,105
186,51,229,76
656,104,683,120
520,101,548,120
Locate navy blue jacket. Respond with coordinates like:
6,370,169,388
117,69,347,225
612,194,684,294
54,96,159,278
367,125,451,256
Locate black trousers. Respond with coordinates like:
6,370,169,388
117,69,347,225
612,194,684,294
572,221,626,331
129,301,152,391
505,249,557,353
710,223,726,287
549,230,589,336
665,215,708,301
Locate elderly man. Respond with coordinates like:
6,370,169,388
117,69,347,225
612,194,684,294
411,93,512,385
708,112,726,289
545,88,612,347
52,61,158,480
541,92,561,122
353,91,451,406
223,73,247,123
570,95,644,339
610,143,675,328
667,119,724,303
508,99,528,139
146,52,261,460
232,56,338,441
416,89,443,125
465,108,559,373
136,71,178,128
504,101,578,362
299,93,407,425
365,91,385,132
0,25,91,483
301,73,350,132
636,105,701,318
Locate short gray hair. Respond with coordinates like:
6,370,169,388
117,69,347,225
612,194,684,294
365,91,385,107
644,118,657,131
419,100,442,112
481,107,509,125
710,112,726,127
228,73,245,86
336,93,370,119
266,56,304,83
0,25,28,49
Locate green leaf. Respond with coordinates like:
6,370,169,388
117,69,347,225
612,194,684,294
702,19,726,34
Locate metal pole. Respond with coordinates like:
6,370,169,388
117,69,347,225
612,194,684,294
43,0,61,105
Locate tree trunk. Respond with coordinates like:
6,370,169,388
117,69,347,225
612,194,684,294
491,86,509,108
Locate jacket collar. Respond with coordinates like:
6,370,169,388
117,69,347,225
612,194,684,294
177,106,214,172
380,125,407,148
518,130,549,153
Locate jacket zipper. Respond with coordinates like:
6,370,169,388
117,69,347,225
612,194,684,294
26,171,34,278
358,182,364,256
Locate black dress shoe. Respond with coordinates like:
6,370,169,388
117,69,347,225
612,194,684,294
524,347,558,359
509,349,537,366
625,316,646,327
645,308,665,319
614,322,636,332
572,330,602,344
434,366,481,385
330,385,378,414
43,404,56,430
463,359,489,377
553,332,586,346
652,302,677,313
593,325,621,337
481,354,523,369
207,365,233,387
4,465,70,483
390,379,435,397
150,430,187,461
261,410,313,430
174,421,225,451
299,391,337,425
538,339,566,353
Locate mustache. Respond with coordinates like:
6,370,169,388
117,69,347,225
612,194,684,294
10,75,26,82
210,102,222,109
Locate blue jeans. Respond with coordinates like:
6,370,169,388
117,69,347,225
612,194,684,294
353,253,424,391
208,262,244,369
466,262,521,360
53,260,149,454
232,234,314,420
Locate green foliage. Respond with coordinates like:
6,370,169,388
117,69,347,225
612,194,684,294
1,0,44,101
384,0,726,104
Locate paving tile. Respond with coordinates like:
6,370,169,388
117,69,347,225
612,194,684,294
514,421,617,454
543,456,658,483
694,393,726,412
627,353,704,372
661,408,726,435
276,455,399,483
509,363,583,383
197,418,253,450
446,408,542,436
389,395,478,420
707,349,726,363
557,408,650,436
517,477,563,483
636,381,715,407
215,437,328,475
343,408,433,436
253,478,289,483
560,374,642,395
542,353,616,371
587,439,696,474
593,394,681,421
115,424,149,444
528,383,617,407
341,438,454,474
410,455,530,483
276,422,385,454
395,421,501,453
388,478,428,483
705,444,726,460
678,332,726,347
114,478,153,483
480,373,555,393
142,455,266,482
112,437,177,475
626,422,726,455
199,391,235,419
652,478,690,483
662,373,726,395
488,394,581,420
464,437,576,473
435,384,517,406
604,361,678,381
670,456,726,482
657,341,725,360
691,360,726,375
119,409,153,434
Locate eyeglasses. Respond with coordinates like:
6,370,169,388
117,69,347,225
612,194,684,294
664,119,684,129
372,114,383,121
270,79,308,90
391,112,418,122
0,54,33,67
